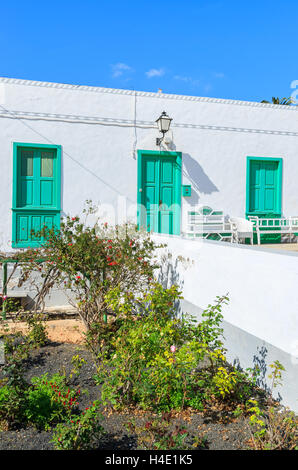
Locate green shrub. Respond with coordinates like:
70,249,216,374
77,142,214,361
127,412,196,450
247,399,298,450
2,333,30,389
24,373,80,430
51,400,104,450
247,361,298,450
0,384,26,425
25,313,48,348
95,284,231,411
18,204,163,331
0,369,81,430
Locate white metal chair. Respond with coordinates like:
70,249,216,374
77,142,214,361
229,217,254,244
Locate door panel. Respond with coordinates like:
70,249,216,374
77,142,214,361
19,149,34,207
144,157,159,232
18,216,29,241
40,180,54,206
32,215,42,240
263,162,277,213
159,157,175,234
249,161,262,212
20,180,33,206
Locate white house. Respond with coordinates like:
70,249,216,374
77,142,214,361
1,76,298,250
1,77,298,411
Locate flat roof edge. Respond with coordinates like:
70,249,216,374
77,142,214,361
1,76,297,111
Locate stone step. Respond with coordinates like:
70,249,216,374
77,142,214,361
4,291,28,298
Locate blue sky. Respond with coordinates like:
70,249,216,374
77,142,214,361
1,0,298,102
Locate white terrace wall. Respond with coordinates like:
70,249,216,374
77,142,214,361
153,234,298,412
1,78,298,249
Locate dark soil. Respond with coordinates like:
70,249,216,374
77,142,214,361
0,342,253,450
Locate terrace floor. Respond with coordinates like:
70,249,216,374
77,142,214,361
255,243,298,252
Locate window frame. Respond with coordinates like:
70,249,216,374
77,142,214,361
12,142,62,248
246,156,283,218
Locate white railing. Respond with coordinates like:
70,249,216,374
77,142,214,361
248,216,298,244
185,208,298,245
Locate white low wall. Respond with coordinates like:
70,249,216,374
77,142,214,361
153,235,298,411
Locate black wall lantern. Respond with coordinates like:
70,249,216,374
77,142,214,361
156,111,172,146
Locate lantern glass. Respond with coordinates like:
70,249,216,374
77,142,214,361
156,111,172,134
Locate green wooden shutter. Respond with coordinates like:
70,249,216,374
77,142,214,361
12,143,61,248
247,157,282,217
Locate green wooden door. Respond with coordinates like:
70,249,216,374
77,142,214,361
12,143,61,248
138,151,181,235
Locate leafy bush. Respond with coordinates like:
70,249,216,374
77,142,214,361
84,317,126,359
127,412,199,450
247,361,298,450
0,333,34,427
2,333,31,389
95,284,233,411
0,384,26,425
24,373,80,430
210,367,238,399
247,400,298,450
18,204,163,331
51,400,104,450
0,371,80,430
24,313,48,348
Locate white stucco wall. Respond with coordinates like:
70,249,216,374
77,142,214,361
154,235,298,356
1,77,298,249
153,234,298,411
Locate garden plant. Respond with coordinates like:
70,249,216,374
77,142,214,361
0,206,297,450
